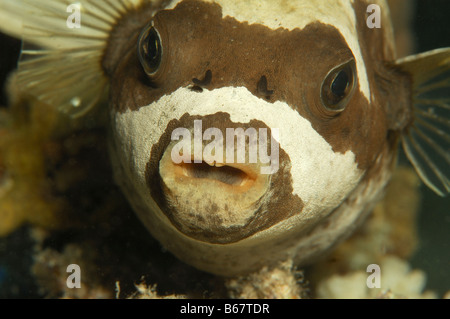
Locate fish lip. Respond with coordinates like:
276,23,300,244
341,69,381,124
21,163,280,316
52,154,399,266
159,141,268,191
157,143,273,243
186,154,259,183
168,158,262,192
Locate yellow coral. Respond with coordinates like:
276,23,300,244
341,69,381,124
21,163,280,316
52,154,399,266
0,100,67,236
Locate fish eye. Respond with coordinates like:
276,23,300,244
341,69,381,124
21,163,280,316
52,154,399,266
138,24,162,76
320,59,356,112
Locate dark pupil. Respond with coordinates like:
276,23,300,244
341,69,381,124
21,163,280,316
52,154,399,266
145,28,161,70
330,70,349,98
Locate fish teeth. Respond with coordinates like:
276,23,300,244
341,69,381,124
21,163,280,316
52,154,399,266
205,160,225,167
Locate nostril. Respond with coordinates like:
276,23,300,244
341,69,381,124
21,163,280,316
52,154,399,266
191,69,212,92
257,75,274,99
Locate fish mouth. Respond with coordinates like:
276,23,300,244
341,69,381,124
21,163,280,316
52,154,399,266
177,161,257,191
158,143,272,244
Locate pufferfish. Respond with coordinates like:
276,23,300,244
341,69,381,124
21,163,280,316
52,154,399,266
0,0,449,276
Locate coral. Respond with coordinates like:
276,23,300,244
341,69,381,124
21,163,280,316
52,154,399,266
32,240,112,299
226,260,308,299
315,255,436,299
0,74,116,237
308,167,438,298
126,283,186,299
0,100,68,237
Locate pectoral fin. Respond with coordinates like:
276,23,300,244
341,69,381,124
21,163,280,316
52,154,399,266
396,48,450,196
0,0,142,118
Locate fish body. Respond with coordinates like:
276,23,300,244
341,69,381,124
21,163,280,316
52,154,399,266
0,0,448,276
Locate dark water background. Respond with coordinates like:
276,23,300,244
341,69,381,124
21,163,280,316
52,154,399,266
0,0,449,298
409,0,450,297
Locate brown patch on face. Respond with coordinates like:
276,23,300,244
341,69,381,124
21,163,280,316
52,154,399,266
352,0,412,132
105,0,395,171
145,112,303,244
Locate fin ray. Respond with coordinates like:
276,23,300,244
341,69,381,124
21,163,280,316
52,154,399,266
397,48,450,196
0,0,145,117
415,118,450,143
414,109,450,126
402,132,450,196
411,125,450,165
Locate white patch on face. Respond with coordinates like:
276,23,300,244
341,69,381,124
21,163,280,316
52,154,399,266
164,0,387,101
291,149,393,265
113,86,364,223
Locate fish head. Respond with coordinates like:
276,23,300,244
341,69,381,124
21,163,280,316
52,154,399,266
104,0,408,274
